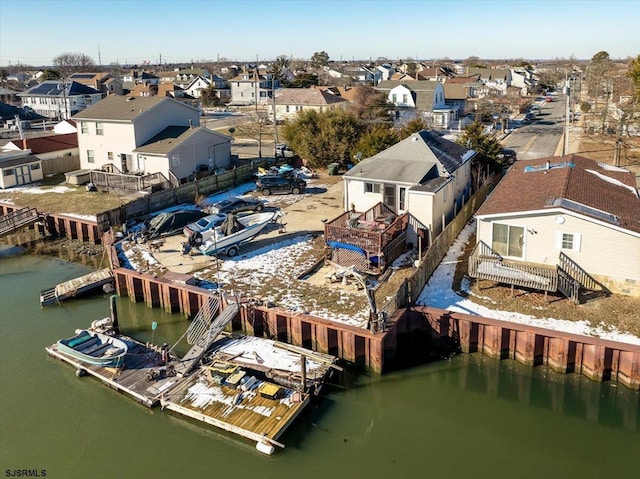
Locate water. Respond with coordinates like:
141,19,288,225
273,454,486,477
1,249,638,479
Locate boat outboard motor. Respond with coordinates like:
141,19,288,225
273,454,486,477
188,231,203,247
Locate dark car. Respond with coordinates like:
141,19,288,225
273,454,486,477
499,148,517,164
207,196,265,215
255,175,307,196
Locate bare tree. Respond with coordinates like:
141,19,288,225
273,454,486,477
53,52,96,77
233,112,272,159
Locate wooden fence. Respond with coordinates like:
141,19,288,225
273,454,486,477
42,155,80,177
95,161,265,232
377,178,496,317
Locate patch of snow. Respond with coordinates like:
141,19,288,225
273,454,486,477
60,213,97,221
416,220,640,346
5,185,74,194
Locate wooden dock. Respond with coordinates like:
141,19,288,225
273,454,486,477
40,268,114,306
47,327,337,454
45,335,179,407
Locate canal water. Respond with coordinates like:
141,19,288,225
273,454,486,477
1,249,638,479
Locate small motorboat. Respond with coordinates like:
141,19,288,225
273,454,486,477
198,212,275,257
57,330,128,367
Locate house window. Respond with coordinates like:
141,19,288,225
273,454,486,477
286,105,290,113
87,150,95,164
365,182,381,193
4,168,14,176
30,163,40,170
556,232,581,252
392,93,397,103
402,94,408,103
384,185,396,209
171,155,180,167
492,223,524,258
399,187,406,211
107,152,113,162
80,122,88,134
95,122,103,135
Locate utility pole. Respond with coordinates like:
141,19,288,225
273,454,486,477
563,84,571,156
98,44,101,67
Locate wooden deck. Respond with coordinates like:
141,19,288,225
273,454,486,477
40,268,114,306
160,368,308,448
45,336,179,407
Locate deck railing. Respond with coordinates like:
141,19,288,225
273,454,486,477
468,241,559,292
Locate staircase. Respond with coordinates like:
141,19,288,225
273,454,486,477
557,252,606,304
173,301,239,377
0,207,40,238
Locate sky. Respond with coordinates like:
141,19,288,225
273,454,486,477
1,0,639,68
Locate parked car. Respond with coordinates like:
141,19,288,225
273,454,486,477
499,148,517,164
256,175,307,195
207,196,265,215
183,213,227,237
274,143,295,158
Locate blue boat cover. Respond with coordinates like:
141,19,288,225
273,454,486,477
327,241,366,256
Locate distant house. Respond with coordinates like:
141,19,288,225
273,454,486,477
19,81,103,120
72,95,231,183
0,151,44,188
2,133,78,160
173,68,212,88
69,72,124,96
184,75,230,101
375,80,457,128
471,155,640,298
343,130,475,244
268,87,349,122
229,69,279,106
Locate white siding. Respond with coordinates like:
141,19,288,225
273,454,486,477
476,211,640,283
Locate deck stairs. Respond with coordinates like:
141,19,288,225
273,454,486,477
0,207,41,238
173,299,239,377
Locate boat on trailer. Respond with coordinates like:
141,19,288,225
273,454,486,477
57,330,128,367
198,212,275,257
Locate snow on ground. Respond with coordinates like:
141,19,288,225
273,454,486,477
3,185,74,195
416,221,640,346
194,234,370,328
59,212,97,221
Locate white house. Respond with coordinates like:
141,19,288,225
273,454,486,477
343,130,475,245
375,80,457,128
229,69,278,106
268,87,349,122
19,81,103,120
473,155,640,297
72,95,231,182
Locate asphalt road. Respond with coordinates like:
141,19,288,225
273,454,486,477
502,98,569,160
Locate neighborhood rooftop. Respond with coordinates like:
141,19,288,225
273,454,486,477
476,154,640,233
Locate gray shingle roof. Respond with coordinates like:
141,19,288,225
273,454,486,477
344,130,474,184
73,95,169,121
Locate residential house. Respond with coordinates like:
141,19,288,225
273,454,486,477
465,67,513,96
69,72,124,96
229,69,279,106
0,151,44,188
1,133,79,175
2,133,78,160
376,64,396,82
173,68,212,88
72,95,231,182
19,81,103,120
375,80,457,128
472,155,640,297
343,130,475,245
268,87,349,122
184,75,230,102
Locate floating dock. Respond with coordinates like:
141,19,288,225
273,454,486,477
40,268,114,306
46,325,337,454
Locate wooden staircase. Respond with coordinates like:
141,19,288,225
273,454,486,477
0,207,40,238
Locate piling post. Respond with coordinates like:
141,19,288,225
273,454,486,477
110,294,120,333
300,354,306,392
